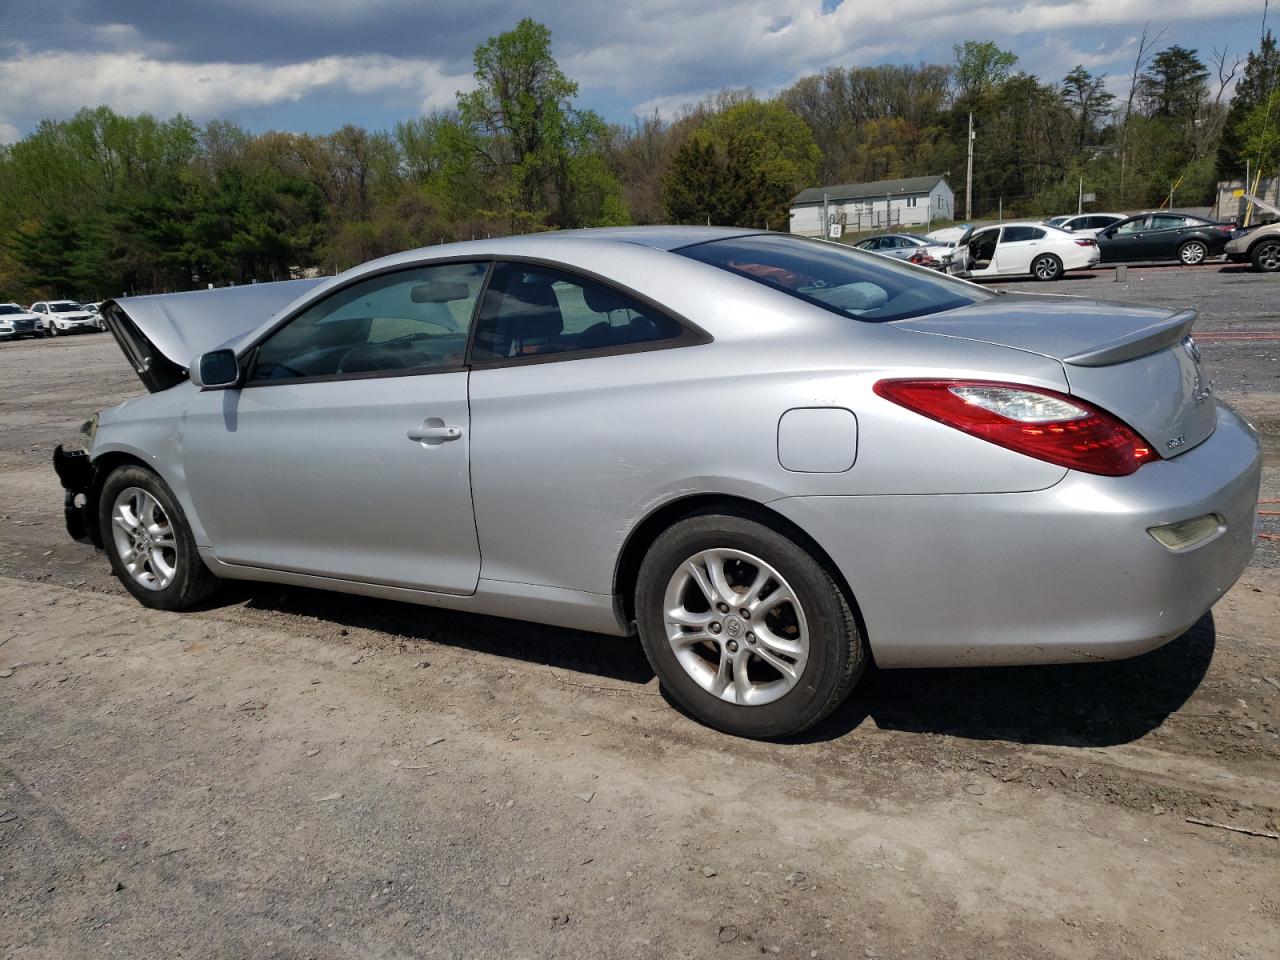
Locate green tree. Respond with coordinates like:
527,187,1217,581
457,17,625,229
662,100,820,228
1217,31,1280,174
1139,46,1208,120
953,41,1018,102
1061,66,1115,149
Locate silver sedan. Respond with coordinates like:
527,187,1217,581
54,227,1261,738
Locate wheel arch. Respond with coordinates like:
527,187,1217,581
612,493,867,646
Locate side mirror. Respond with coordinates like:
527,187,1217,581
191,349,240,389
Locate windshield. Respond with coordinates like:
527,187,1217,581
50,301,84,312
0,305,24,316
676,234,990,323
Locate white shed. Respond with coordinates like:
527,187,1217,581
790,176,956,238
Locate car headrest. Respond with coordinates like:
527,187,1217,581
411,280,472,303
581,283,632,315
506,278,563,340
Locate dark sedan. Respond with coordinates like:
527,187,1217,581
1096,213,1241,266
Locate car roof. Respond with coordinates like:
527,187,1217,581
503,225,763,252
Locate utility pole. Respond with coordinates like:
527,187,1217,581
965,112,975,220
822,193,830,238
1078,177,1084,215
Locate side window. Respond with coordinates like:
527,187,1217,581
970,228,999,262
252,261,487,382
1150,215,1188,231
471,263,683,363
33,304,46,313
1115,218,1147,235
1001,226,1044,243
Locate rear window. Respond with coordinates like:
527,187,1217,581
676,234,990,323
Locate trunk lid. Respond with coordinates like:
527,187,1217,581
104,278,326,392
894,293,1217,457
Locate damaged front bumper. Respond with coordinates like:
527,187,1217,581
52,445,100,546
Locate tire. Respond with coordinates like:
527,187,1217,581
1252,239,1280,273
635,512,866,738
1178,240,1208,265
48,322,59,337
1031,253,1063,281
99,464,219,611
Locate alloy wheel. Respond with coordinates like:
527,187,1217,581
1255,241,1280,272
1180,242,1207,265
1033,256,1060,280
663,548,809,706
110,486,178,590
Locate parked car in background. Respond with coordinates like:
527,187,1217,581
1043,213,1126,236
1224,195,1280,273
52,227,1259,738
0,303,44,339
29,300,99,335
955,222,1100,280
1096,213,1241,266
852,233,953,270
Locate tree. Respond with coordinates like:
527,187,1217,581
457,17,625,229
953,41,1018,102
662,100,820,228
1217,31,1280,174
1139,46,1208,120
1061,66,1115,148
1238,89,1280,174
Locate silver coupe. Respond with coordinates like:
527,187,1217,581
54,227,1261,738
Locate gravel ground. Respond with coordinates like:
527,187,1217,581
1,264,1278,960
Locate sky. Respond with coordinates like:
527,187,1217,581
0,0,1273,144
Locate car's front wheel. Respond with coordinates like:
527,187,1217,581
1031,253,1063,281
99,464,219,610
636,512,866,738
1179,240,1208,265
1252,239,1280,273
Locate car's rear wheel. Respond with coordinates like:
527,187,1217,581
1031,253,1063,281
635,512,866,738
1178,240,1208,265
1252,239,1280,273
99,464,219,611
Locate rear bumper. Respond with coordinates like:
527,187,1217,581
52,445,99,546
772,404,1262,668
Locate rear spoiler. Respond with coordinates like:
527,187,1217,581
1062,309,1197,367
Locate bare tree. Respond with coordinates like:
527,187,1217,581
1196,46,1247,153
1119,22,1168,196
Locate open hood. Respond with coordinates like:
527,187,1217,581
104,278,326,392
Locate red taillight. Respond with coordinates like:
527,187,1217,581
1074,238,1096,246
873,379,1158,476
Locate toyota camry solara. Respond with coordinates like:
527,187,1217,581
53,227,1261,738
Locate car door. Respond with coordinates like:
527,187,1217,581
181,260,488,594
465,261,696,592
964,227,1000,276
1145,214,1192,260
993,226,1045,274
1098,216,1150,262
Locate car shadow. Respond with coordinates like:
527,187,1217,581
212,583,1215,749
796,612,1217,748
980,273,1102,284
216,581,655,685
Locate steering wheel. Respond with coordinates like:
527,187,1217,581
336,344,409,374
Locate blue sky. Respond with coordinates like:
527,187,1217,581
0,1,1272,143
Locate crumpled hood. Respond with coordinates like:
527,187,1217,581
104,278,327,392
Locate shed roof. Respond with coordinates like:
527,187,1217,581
792,175,948,206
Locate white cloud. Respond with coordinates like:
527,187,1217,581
0,49,473,131
0,122,20,144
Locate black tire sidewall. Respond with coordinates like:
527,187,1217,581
1253,241,1280,273
636,514,861,738
99,464,212,610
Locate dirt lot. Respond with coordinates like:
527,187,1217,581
2,263,1278,959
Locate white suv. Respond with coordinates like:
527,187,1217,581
30,300,99,336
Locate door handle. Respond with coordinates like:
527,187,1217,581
407,421,463,444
